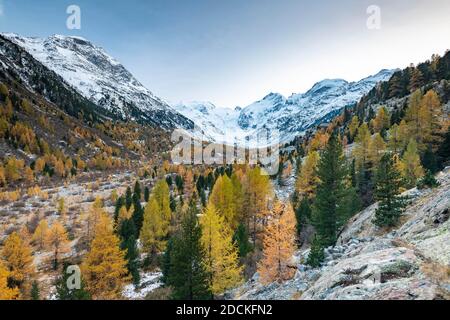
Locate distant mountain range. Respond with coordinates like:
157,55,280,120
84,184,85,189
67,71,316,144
1,33,395,144
174,69,395,144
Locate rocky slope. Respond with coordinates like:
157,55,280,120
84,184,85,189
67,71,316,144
228,167,450,300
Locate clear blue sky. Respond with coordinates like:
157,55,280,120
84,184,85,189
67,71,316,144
1,0,449,108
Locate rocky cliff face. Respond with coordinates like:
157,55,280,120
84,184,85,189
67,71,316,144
228,168,450,300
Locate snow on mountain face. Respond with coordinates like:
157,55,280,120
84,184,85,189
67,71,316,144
2,33,192,130
174,69,395,145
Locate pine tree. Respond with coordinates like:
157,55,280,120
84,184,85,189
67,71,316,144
166,201,211,300
312,134,354,248
125,186,133,210
55,263,91,300
307,236,325,267
295,197,311,239
30,281,40,300
258,202,297,284
46,220,70,270
373,153,406,227
119,218,140,285
232,223,252,258
1,232,35,293
81,213,130,299
200,203,243,296
144,186,150,202
0,261,19,300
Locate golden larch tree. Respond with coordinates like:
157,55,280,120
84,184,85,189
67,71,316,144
32,219,49,250
1,232,35,294
45,220,70,270
258,202,297,284
0,261,19,300
200,203,243,296
81,212,129,300
295,151,320,200
208,174,238,230
140,197,167,255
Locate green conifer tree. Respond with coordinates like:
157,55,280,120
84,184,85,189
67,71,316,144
373,153,407,227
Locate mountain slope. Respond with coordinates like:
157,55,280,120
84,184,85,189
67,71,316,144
175,70,395,145
2,33,193,130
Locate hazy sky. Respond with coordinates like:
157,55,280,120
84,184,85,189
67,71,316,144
1,0,449,108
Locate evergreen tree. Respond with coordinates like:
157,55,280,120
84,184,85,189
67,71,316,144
133,180,141,200
131,192,144,236
295,197,311,239
312,134,354,248
144,186,150,202
125,186,133,210
373,153,406,227
119,218,140,285
166,202,211,300
307,236,325,267
30,281,40,300
55,263,91,300
436,125,450,169
232,223,252,258
422,145,438,174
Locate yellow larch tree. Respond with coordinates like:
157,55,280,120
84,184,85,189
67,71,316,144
45,220,70,270
353,122,371,168
1,232,35,294
401,139,425,188
348,116,360,141
81,212,129,300
370,106,390,133
140,197,167,256
258,201,297,284
295,151,320,200
0,261,19,300
32,219,49,250
208,174,238,230
242,167,273,242
420,89,444,147
368,133,387,168
200,203,243,296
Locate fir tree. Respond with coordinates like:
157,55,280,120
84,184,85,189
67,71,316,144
373,153,406,228
295,197,311,239
312,134,354,248
119,218,140,285
232,223,252,258
166,201,211,300
125,186,133,210
307,236,325,267
30,281,40,300
55,263,91,300
144,186,150,202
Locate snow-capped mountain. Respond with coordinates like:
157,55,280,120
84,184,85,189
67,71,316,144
1,33,193,130
174,69,395,145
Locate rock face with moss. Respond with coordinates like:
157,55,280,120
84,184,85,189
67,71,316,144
228,168,450,300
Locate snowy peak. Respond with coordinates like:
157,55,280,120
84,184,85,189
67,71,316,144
1,33,192,130
174,69,395,145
